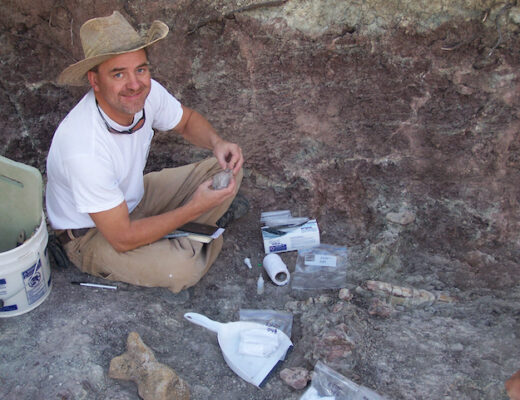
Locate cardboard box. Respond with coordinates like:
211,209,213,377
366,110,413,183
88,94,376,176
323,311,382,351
261,219,320,254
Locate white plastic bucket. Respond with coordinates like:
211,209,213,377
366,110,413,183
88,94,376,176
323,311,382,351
0,213,52,317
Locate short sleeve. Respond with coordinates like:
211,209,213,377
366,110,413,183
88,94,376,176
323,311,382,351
64,154,125,213
148,80,184,131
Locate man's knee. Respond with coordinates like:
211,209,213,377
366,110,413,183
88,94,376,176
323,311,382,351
164,259,209,292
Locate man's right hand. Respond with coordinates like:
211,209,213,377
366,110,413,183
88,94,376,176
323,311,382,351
188,176,237,215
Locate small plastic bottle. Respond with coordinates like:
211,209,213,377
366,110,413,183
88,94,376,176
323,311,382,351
257,275,264,295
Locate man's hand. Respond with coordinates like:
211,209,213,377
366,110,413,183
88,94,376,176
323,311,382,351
213,139,244,175
90,176,237,253
189,175,237,213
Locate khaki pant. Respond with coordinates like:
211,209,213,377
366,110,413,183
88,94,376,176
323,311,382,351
64,158,242,293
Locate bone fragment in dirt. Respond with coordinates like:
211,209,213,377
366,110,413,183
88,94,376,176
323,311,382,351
108,332,190,400
364,280,437,306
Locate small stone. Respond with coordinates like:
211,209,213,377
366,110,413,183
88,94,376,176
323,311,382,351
109,332,190,400
317,295,332,304
450,343,464,352
338,288,353,301
279,367,311,390
437,293,456,303
304,297,316,306
386,210,415,225
510,7,520,25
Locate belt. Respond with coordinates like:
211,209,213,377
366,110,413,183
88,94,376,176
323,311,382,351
56,228,91,246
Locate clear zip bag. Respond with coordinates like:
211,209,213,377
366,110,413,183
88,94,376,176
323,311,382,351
291,244,349,290
300,361,387,400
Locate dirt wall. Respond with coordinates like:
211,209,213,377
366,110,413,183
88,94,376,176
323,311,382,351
1,0,519,290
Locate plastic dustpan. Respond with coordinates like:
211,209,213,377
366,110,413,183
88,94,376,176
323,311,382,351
184,312,293,387
0,156,43,252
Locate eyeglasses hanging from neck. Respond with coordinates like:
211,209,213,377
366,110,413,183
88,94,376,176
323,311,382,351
95,100,146,134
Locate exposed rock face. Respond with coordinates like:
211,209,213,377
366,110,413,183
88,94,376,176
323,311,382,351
2,1,519,294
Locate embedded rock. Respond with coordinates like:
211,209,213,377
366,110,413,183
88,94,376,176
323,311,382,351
312,323,355,363
338,288,354,302
368,298,395,318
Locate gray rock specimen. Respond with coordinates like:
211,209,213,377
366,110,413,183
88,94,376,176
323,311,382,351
108,332,190,400
211,169,232,190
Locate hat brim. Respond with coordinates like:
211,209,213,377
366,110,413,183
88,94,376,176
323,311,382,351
57,20,169,86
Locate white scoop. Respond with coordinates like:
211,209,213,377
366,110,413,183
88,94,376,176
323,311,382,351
184,312,292,387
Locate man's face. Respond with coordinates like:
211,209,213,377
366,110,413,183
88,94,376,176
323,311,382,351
88,49,151,124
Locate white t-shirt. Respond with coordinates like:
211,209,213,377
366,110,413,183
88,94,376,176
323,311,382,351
46,79,183,229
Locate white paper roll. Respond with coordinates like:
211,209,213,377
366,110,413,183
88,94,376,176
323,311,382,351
263,253,290,286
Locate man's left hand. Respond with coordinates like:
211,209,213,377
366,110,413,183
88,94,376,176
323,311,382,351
213,140,244,175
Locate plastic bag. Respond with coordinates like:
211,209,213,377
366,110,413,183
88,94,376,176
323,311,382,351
291,244,349,290
300,361,387,400
239,309,293,338
239,309,293,360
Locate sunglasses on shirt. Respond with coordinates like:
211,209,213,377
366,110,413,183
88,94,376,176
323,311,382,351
96,101,146,134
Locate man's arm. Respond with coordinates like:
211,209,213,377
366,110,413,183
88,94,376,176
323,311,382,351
175,105,244,174
90,176,237,252
89,104,243,252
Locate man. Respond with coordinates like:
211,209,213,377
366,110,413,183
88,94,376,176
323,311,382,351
46,11,245,293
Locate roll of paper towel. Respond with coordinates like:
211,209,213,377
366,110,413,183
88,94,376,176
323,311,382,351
263,253,290,286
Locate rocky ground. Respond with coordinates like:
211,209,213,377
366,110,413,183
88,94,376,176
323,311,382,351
2,1,520,399
1,196,519,400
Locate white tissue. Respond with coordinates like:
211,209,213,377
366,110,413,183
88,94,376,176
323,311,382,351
238,328,280,357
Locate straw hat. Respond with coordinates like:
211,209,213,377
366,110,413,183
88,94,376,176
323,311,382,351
57,11,169,86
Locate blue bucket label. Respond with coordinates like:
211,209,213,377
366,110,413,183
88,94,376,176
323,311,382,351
22,258,47,305
0,278,6,297
0,304,18,312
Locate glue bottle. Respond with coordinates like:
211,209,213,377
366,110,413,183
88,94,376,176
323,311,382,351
257,275,264,295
